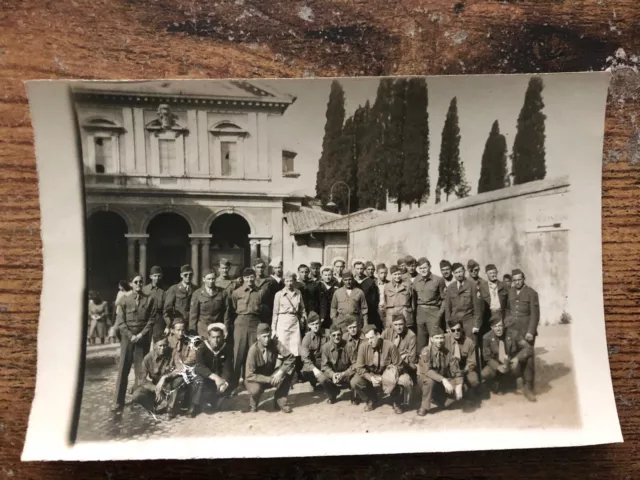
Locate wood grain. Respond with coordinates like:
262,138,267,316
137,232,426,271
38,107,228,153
1,1,639,478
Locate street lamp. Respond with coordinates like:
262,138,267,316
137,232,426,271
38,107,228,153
326,181,351,267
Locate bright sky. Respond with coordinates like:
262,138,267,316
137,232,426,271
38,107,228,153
258,73,604,205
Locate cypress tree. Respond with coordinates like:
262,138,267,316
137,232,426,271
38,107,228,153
358,81,391,210
436,96,461,203
455,161,471,198
402,78,430,206
386,79,408,212
511,76,547,185
316,80,346,205
478,120,508,194
329,115,357,214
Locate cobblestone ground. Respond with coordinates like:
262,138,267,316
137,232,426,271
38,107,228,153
76,325,579,443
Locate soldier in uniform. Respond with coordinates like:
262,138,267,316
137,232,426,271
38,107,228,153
375,263,389,323
244,323,296,413
189,269,229,338
365,261,376,280
253,258,269,289
443,263,484,339
201,324,233,410
330,270,368,330
264,257,285,325
382,265,415,331
170,327,211,418
299,313,331,389
445,318,479,396
112,273,157,413
321,324,356,403
131,336,174,414
439,260,455,289
351,324,409,414
381,312,417,407
353,259,381,331
481,314,535,401
502,273,512,290
164,265,197,329
215,258,237,291
310,261,322,282
467,259,489,332
295,263,321,316
416,326,463,416
505,269,540,401
142,265,166,342
229,267,268,391
485,264,508,319
332,256,346,287
401,255,419,284
318,265,337,328
412,257,447,353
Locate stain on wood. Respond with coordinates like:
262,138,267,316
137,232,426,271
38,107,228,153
1,0,640,478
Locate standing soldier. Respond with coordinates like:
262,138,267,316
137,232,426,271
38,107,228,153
111,273,157,413
295,263,321,316
353,260,381,331
142,265,165,342
253,258,269,289
229,268,268,392
382,265,415,331
309,261,322,282
318,265,337,329
332,257,347,287
365,261,376,280
164,265,197,329
444,263,484,339
330,271,369,331
189,269,229,338
396,257,408,276
502,273,512,290
215,258,236,291
505,269,539,402
402,255,419,284
375,263,389,323
264,257,285,325
412,257,446,353
485,264,508,320
468,259,489,331
439,260,455,289
416,326,463,416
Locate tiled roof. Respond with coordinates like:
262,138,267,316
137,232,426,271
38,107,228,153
297,208,388,234
285,206,341,234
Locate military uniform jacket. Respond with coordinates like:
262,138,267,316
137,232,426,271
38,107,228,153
418,343,462,381
382,282,415,325
318,281,338,324
321,340,353,377
164,282,197,326
345,334,364,364
482,329,533,370
201,340,233,383
295,279,321,315
263,276,285,317
381,327,417,372
142,284,165,320
230,284,268,324
355,338,403,381
444,279,483,329
142,350,173,384
444,333,477,372
189,286,229,334
485,279,509,314
300,328,330,371
115,292,156,338
355,276,380,319
506,285,540,336
331,287,369,324
245,339,295,384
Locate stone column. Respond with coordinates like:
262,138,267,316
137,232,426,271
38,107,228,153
260,239,272,264
190,238,200,283
138,237,148,280
249,239,260,266
201,237,211,275
125,236,137,279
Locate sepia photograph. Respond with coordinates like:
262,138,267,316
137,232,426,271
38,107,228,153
23,73,621,461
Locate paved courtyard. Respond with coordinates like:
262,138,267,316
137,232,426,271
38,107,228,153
76,324,580,443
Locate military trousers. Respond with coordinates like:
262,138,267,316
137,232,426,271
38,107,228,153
232,314,262,388
114,333,150,406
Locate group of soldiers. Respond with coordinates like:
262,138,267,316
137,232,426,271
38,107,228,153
110,254,540,419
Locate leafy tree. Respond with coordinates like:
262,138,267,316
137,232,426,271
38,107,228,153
478,120,508,193
436,97,461,203
316,80,346,205
512,76,547,185
401,78,430,206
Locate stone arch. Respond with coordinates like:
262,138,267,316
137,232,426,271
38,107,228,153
87,205,133,233
204,208,257,234
141,206,197,234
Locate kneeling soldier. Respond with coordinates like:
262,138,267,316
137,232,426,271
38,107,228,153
320,324,356,403
417,326,463,416
381,312,417,407
351,324,409,414
481,314,535,401
201,324,233,410
299,312,331,389
170,328,211,418
244,323,296,413
131,337,175,414
445,319,479,397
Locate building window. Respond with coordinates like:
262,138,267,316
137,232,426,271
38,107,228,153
221,141,238,177
158,138,176,174
94,137,112,174
282,149,300,178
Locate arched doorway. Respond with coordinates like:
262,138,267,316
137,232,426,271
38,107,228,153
209,214,251,278
147,213,192,286
87,211,128,303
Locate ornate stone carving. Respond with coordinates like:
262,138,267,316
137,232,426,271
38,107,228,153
157,104,178,131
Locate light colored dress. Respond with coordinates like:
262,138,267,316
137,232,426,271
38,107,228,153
88,299,108,339
272,288,306,356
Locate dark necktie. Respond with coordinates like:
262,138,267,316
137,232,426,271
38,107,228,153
262,348,268,363
135,294,140,306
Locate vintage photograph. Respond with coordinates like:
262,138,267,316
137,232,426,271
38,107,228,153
23,73,621,460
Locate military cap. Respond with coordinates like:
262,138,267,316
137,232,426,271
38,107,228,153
242,267,255,277
180,264,194,274
307,312,321,324
467,259,480,270
485,264,498,273
342,270,354,279
257,323,271,336
150,265,163,275
389,265,400,274
362,324,378,335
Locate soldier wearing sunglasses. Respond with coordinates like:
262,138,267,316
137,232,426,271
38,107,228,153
164,264,197,330
445,318,479,400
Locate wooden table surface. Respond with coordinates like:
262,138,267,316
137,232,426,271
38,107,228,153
1,1,639,478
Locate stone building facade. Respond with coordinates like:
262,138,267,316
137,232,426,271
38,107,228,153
77,81,303,301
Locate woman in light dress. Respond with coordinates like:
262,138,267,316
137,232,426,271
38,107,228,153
271,272,306,358
87,291,108,345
